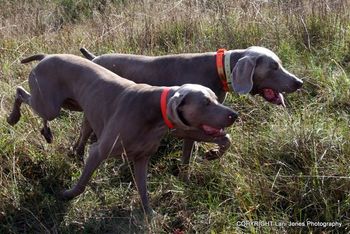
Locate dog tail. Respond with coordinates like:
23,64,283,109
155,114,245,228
21,54,46,64
80,47,96,60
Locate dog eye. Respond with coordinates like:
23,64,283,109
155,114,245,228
271,62,279,70
205,98,211,106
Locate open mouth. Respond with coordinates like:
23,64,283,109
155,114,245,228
201,125,226,137
259,88,285,107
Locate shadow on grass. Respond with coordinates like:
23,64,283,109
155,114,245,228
63,205,148,233
0,154,70,233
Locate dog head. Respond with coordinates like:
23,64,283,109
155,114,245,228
167,84,237,136
230,46,303,106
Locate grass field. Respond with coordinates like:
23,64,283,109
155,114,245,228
0,0,350,233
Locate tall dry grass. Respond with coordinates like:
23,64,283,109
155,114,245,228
0,0,350,233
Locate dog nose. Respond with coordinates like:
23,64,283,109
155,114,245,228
294,79,303,89
228,111,238,124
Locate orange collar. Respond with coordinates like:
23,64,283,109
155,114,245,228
216,48,230,92
160,88,174,129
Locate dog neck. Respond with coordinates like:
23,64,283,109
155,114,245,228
215,49,243,93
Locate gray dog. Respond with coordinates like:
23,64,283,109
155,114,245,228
78,46,303,163
7,54,237,213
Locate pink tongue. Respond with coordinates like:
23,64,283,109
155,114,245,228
263,89,275,99
262,89,285,107
202,125,221,135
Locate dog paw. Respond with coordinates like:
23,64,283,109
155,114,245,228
59,190,74,201
145,207,157,218
75,147,85,161
70,142,85,162
168,158,181,176
204,149,222,161
41,127,53,143
7,112,20,126
67,148,84,164
177,164,190,182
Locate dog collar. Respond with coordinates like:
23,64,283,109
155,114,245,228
224,50,233,90
160,87,174,129
216,48,232,92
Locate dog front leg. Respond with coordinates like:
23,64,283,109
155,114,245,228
181,139,195,164
172,129,232,161
40,120,53,143
62,143,105,199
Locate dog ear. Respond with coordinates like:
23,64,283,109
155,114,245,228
167,91,191,129
231,56,256,94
